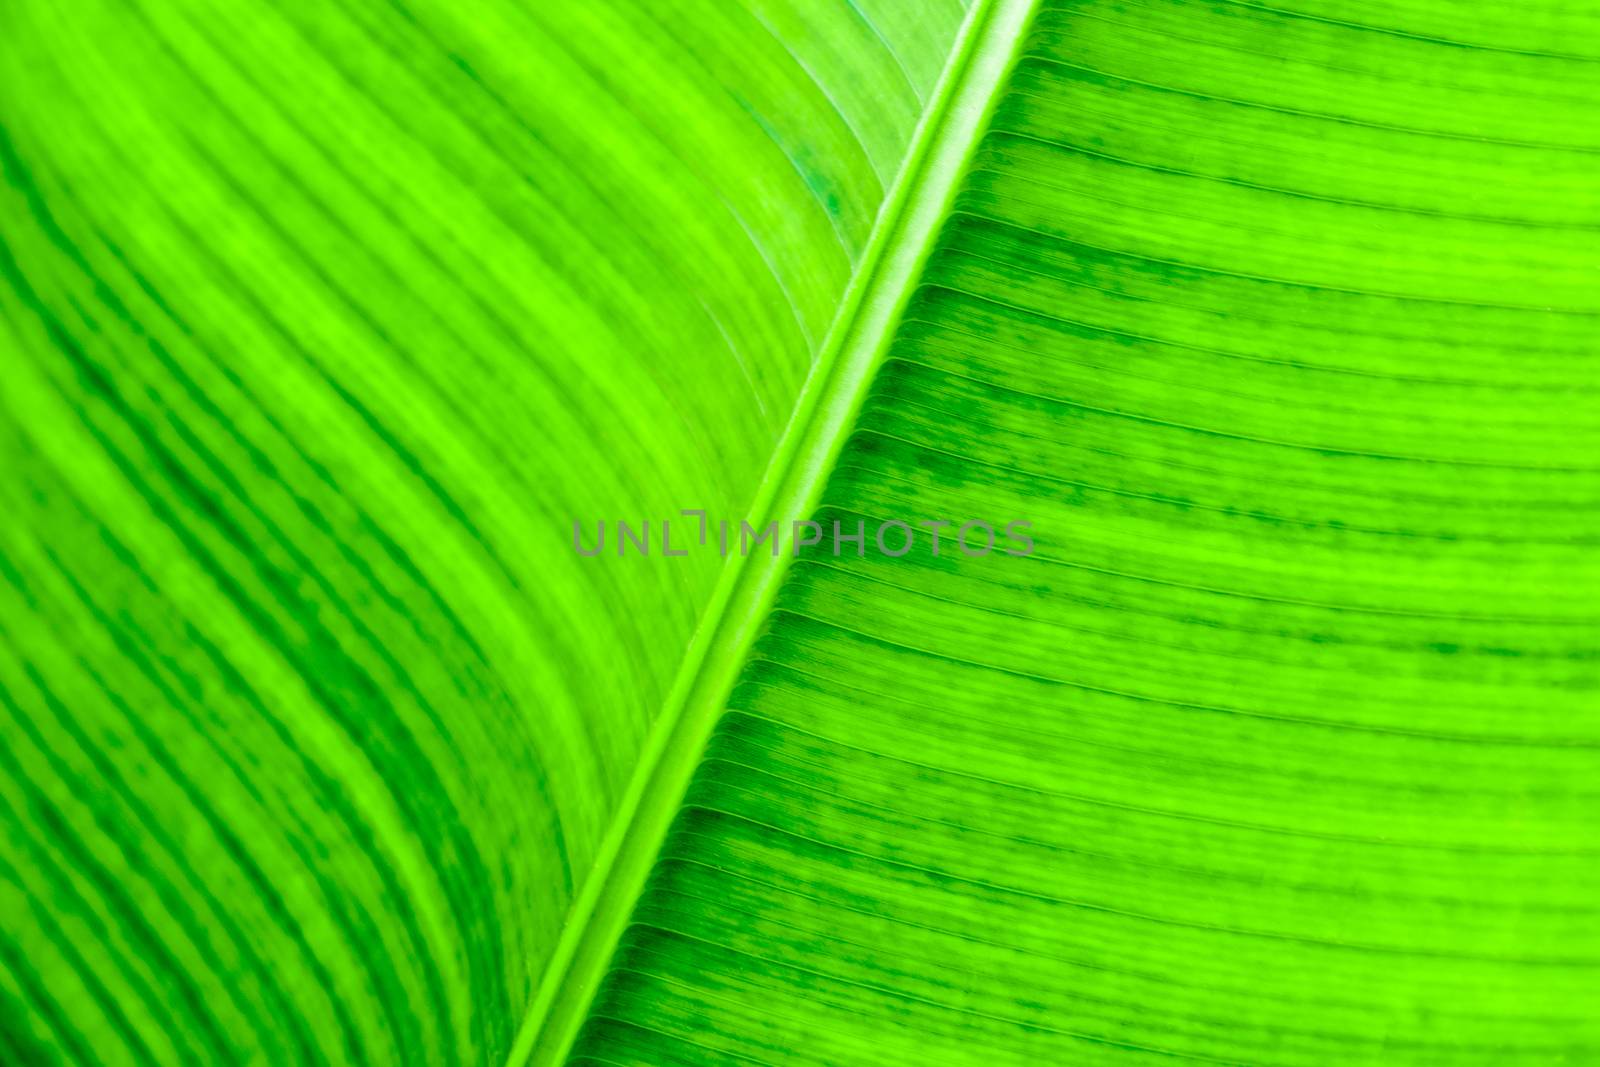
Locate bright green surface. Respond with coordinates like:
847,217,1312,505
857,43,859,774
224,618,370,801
0,1,969,1063
573,1,1600,1063
3,0,1599,1064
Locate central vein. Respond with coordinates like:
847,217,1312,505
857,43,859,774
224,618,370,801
506,2,1041,1062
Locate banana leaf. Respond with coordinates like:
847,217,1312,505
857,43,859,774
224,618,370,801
1,0,1596,1064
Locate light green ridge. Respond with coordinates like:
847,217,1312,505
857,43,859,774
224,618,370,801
512,0,1040,1062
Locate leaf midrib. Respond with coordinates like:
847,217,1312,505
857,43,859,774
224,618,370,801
506,2,1040,1061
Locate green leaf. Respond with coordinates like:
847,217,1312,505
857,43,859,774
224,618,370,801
3,0,1599,1065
